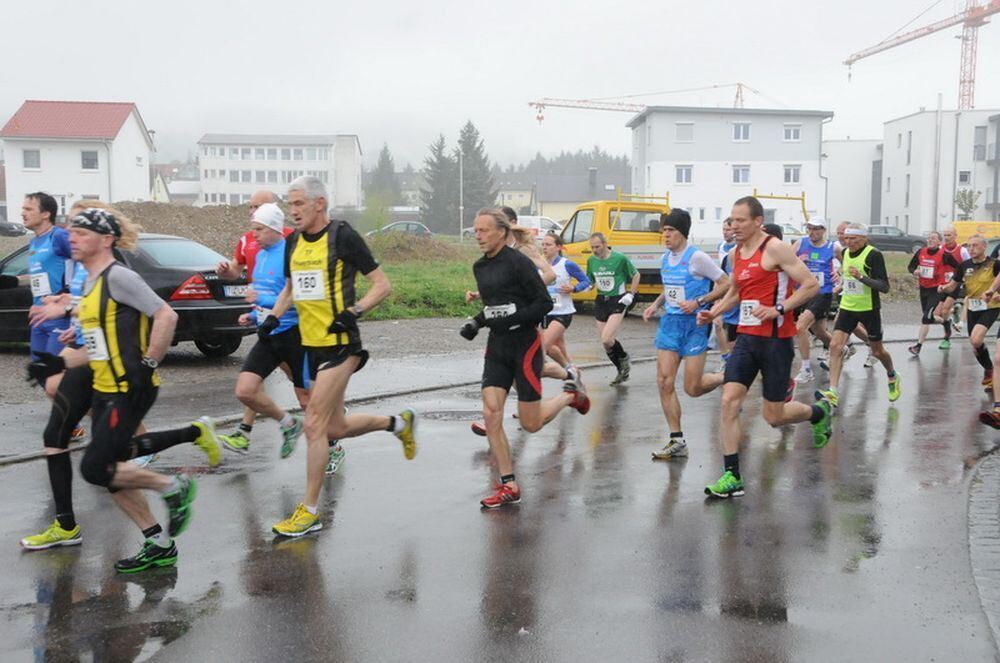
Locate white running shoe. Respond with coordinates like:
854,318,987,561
794,366,814,384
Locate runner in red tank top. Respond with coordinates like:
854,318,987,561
907,231,962,355
933,225,971,340
697,195,831,498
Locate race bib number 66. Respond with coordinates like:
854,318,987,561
292,270,324,301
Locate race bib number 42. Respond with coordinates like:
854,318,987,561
664,286,685,307
739,300,762,326
292,270,324,301
82,328,110,361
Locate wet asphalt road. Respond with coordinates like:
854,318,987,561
1,337,998,661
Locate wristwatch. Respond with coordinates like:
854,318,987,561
696,296,706,307
775,304,786,315
63,304,74,316
352,304,365,317
140,356,159,369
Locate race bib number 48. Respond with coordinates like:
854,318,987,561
292,270,324,301
739,300,762,326
82,328,110,361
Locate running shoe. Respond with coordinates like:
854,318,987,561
325,444,346,475
794,366,814,384
719,353,729,373
395,409,418,460
704,470,744,498
480,482,521,508
20,520,82,550
564,364,584,393
220,430,250,454
952,319,963,334
570,389,591,415
908,344,922,356
70,426,87,443
191,417,221,467
162,474,196,537
863,351,877,369
812,400,832,448
620,354,631,383
980,410,1000,429
939,339,951,350
272,503,322,537
843,343,857,361
815,387,839,408
887,374,901,402
115,540,178,574
652,439,688,460
818,357,831,371
131,453,158,468
471,421,487,436
280,415,304,459
816,348,830,362
785,378,795,403
983,370,994,387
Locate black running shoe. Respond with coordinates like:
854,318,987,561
115,539,178,574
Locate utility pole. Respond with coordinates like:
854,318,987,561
458,151,464,238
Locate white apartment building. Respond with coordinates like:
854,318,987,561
822,139,883,225
0,100,154,215
880,109,1000,234
197,134,362,208
628,106,833,240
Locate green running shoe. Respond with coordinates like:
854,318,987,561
939,339,951,350
812,399,833,448
704,470,744,498
163,474,196,537
192,417,221,467
220,430,250,454
280,415,304,459
326,443,346,475
115,539,177,574
887,373,901,402
20,520,82,550
814,387,839,408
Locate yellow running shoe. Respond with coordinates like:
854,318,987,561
20,520,82,550
192,417,222,467
272,503,322,537
887,374,901,402
395,409,418,460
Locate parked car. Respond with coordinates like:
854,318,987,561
780,224,806,243
0,233,253,357
365,221,432,238
866,225,926,253
0,219,27,237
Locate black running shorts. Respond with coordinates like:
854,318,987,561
919,287,943,324
242,326,307,388
85,387,158,489
968,308,1000,334
723,334,794,402
834,308,883,342
796,293,832,321
594,294,631,323
482,329,543,402
542,314,573,330
303,344,369,383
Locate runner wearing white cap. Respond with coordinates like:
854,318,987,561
791,218,836,384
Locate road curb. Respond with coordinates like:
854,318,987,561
968,448,1000,656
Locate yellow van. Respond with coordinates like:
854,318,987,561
953,221,1000,244
558,193,670,302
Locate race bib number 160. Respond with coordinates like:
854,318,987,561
292,270,324,301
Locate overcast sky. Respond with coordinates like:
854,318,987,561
3,0,999,169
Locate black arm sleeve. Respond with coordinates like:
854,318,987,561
952,261,967,285
510,252,553,327
907,250,920,273
862,251,890,294
943,252,961,271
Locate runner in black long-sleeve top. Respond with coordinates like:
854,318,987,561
460,208,590,509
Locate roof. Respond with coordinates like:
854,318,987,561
198,133,340,146
883,107,1000,125
626,105,834,128
0,100,142,140
167,180,201,195
536,171,630,203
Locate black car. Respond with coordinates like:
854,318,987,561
866,225,926,253
0,219,27,237
0,233,253,357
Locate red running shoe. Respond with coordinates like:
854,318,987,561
980,410,1000,429
785,378,795,403
480,482,521,508
471,421,486,436
570,389,591,415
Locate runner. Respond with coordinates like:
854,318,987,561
816,223,899,407
696,196,830,498
933,225,970,336
460,208,590,508
826,220,873,368
30,208,222,572
642,209,729,460
716,220,737,264
908,231,961,355
263,176,418,536
713,218,737,363
941,235,999,389
792,218,836,384
587,232,641,385
977,254,1000,428
539,231,590,381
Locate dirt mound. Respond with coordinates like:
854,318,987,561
113,202,253,256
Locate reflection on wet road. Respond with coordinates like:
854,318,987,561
0,343,997,660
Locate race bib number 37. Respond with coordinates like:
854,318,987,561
292,270,324,301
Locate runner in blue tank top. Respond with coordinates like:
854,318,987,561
791,219,838,385
642,210,730,460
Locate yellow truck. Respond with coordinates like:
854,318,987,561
558,193,670,302
953,221,1000,244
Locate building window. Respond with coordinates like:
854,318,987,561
267,171,278,183
81,150,99,170
646,165,651,187
23,149,40,169
732,123,751,142
732,165,750,184
906,131,912,165
255,148,265,160
715,207,722,220
267,148,277,160
241,148,251,160
905,174,910,207
783,164,801,184
675,123,694,142
293,148,304,160
675,165,692,184
647,124,652,146
255,171,266,183
320,172,329,184
784,124,802,141
974,125,987,160
959,170,971,185
218,170,226,180
203,169,208,179
698,207,705,221
306,147,317,160
241,170,251,183
281,148,291,161
319,148,330,160
897,133,902,148
886,177,891,192
229,171,239,183
230,194,240,205
230,148,240,159
241,194,251,203
136,156,143,167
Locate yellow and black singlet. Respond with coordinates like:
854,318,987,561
954,257,1000,311
284,220,379,348
78,264,161,394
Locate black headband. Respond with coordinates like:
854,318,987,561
70,208,121,238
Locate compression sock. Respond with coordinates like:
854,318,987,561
943,320,952,339
238,422,253,435
46,453,75,530
130,425,199,457
976,345,994,371
605,345,622,370
724,453,741,480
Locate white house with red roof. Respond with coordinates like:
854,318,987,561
0,100,154,216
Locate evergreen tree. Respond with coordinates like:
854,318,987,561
420,134,458,233
457,120,498,229
366,143,402,205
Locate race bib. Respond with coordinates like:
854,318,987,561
596,275,616,292
811,272,825,288
82,327,110,361
291,270,324,301
255,306,273,324
484,303,517,319
918,265,934,279
969,298,988,312
739,300,762,326
30,272,51,298
842,278,864,295
664,285,685,307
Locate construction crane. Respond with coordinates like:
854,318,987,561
529,83,759,124
844,0,1000,110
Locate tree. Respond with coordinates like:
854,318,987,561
420,134,457,233
366,143,402,206
457,121,498,230
955,188,982,220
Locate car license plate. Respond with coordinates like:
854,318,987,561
224,285,248,298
